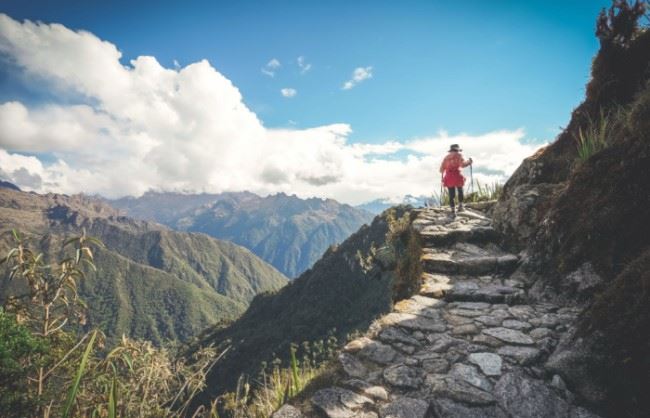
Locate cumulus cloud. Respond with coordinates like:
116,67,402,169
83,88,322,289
0,14,543,204
280,88,297,98
342,66,373,90
297,56,311,74
261,58,280,77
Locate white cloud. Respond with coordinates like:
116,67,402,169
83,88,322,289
280,88,297,98
0,15,543,205
261,58,280,77
342,66,373,90
297,56,311,74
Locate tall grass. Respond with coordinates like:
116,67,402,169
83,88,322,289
574,109,613,163
431,180,503,206
219,338,337,418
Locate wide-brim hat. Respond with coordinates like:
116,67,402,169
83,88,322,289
448,144,462,152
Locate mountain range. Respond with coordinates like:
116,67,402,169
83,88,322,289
356,195,432,214
0,186,287,344
111,191,374,278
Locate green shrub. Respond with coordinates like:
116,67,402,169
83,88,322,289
0,309,48,417
386,208,422,301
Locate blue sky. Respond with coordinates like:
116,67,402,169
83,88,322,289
1,0,609,141
0,1,612,202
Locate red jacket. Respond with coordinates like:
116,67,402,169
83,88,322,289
439,152,471,188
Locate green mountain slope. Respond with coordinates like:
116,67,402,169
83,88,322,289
0,188,287,344
111,191,374,278
188,207,417,405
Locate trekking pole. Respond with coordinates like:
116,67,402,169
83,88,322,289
470,161,474,194
439,174,444,208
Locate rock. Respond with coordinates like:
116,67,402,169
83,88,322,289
312,387,373,418
420,273,452,298
272,404,303,418
421,357,449,374
394,298,443,319
379,397,430,418
426,333,459,352
468,352,503,376
551,374,567,391
381,313,446,333
383,364,422,389
494,372,570,418
544,328,606,404
497,346,541,365
473,333,504,348
451,323,480,335
501,319,532,331
363,386,389,402
563,262,604,300
379,327,422,347
412,330,426,340
454,301,492,310
450,363,493,392
475,315,503,327
339,353,368,378
344,337,371,353
570,406,603,418
529,327,553,340
347,338,399,365
448,308,484,317
404,357,419,367
443,313,475,326
425,374,495,405
482,327,534,345
343,380,389,401
430,399,509,418
508,305,535,320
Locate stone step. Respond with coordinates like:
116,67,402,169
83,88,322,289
421,245,518,275
420,273,527,305
419,225,499,246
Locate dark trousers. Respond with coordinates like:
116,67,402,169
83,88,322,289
448,187,464,208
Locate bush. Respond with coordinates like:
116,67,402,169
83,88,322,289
0,309,48,417
386,208,422,301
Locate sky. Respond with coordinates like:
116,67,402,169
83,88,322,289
0,0,611,204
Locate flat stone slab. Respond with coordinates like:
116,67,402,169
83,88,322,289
450,363,493,392
497,346,541,365
379,327,422,347
483,327,534,345
468,352,503,376
420,273,452,298
494,372,570,418
431,399,509,418
426,374,496,406
394,298,443,319
312,387,373,418
339,353,368,379
383,364,423,389
379,397,430,418
419,224,499,246
381,312,446,333
344,337,399,365
272,404,303,418
421,243,518,275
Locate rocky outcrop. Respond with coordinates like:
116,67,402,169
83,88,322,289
275,209,601,417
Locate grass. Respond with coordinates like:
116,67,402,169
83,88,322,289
431,180,503,206
218,339,337,417
573,108,615,163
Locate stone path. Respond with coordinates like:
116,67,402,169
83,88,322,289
273,208,601,418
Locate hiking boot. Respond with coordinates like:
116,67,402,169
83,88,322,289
450,207,457,217
458,204,465,212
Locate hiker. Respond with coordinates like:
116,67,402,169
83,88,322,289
439,143,472,216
